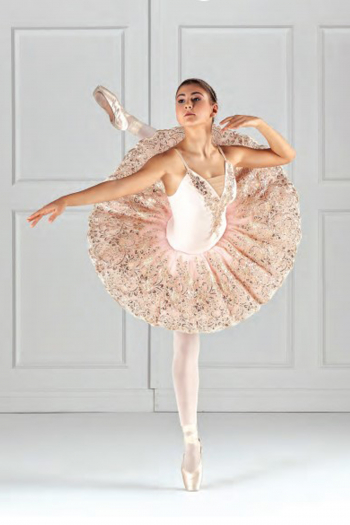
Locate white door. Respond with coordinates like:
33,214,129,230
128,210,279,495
151,0,350,412
0,0,152,411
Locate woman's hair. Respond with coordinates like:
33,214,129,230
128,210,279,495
175,78,218,124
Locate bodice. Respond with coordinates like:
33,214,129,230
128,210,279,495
166,146,237,254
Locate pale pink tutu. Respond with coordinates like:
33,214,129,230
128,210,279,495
87,125,302,334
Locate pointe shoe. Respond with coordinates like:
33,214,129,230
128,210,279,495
92,85,129,130
181,438,203,491
181,425,203,491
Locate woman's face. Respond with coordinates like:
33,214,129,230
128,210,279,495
175,84,218,127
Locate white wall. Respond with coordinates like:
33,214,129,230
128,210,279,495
1,0,349,412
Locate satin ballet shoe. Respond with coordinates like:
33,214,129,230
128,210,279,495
181,424,203,492
181,438,203,491
92,85,129,130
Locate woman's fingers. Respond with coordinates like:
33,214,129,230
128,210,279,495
27,209,47,226
27,214,42,227
30,214,43,227
27,205,54,222
29,217,40,227
27,199,66,227
27,207,47,219
27,210,44,221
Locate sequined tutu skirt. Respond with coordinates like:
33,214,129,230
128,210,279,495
87,125,302,334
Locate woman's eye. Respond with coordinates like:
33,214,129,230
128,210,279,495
178,97,201,104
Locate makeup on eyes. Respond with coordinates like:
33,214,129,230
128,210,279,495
177,97,201,103
176,91,204,101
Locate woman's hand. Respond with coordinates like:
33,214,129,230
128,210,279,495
219,115,262,132
26,197,67,228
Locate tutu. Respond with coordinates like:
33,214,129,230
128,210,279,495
87,125,302,334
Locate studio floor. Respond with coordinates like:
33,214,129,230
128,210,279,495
0,412,349,523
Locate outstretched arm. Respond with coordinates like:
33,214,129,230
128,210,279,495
220,116,296,168
63,153,166,206
27,153,166,227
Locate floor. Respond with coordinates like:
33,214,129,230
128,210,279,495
0,412,349,523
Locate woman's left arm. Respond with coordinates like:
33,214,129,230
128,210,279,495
220,115,296,168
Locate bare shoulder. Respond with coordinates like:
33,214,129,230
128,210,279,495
161,147,181,164
220,145,243,166
135,149,175,179
160,147,184,175
145,148,178,168
159,147,187,196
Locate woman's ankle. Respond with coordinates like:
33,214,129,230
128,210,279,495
181,422,199,444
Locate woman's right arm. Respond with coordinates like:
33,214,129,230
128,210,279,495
27,153,167,227
64,153,166,206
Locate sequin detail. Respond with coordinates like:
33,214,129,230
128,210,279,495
87,125,302,334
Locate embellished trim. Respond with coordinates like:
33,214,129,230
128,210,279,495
187,163,237,237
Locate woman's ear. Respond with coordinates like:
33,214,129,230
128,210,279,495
212,103,219,118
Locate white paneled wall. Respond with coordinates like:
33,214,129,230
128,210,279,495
0,0,349,412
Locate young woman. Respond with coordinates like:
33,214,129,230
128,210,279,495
27,78,302,491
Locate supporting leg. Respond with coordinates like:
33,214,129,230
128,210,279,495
172,330,201,472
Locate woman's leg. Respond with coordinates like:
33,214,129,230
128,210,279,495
172,330,201,472
126,115,157,139
94,88,157,139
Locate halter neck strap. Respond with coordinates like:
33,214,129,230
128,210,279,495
173,148,190,170
217,145,227,161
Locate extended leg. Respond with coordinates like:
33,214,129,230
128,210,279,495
126,115,157,139
93,86,157,139
172,330,201,472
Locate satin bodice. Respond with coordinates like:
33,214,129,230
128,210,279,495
166,145,237,254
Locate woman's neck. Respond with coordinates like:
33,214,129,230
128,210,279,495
180,123,217,159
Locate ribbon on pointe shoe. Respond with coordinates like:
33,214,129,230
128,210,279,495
182,423,199,444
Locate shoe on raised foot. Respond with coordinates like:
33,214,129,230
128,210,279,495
92,85,129,130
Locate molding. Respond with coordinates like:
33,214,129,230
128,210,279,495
0,388,154,412
156,387,350,412
318,25,350,183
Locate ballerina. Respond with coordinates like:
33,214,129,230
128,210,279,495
26,78,302,491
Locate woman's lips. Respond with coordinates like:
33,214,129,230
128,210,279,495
185,113,195,116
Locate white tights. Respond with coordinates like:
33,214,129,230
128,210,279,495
172,331,200,427
172,331,201,471
125,115,157,139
